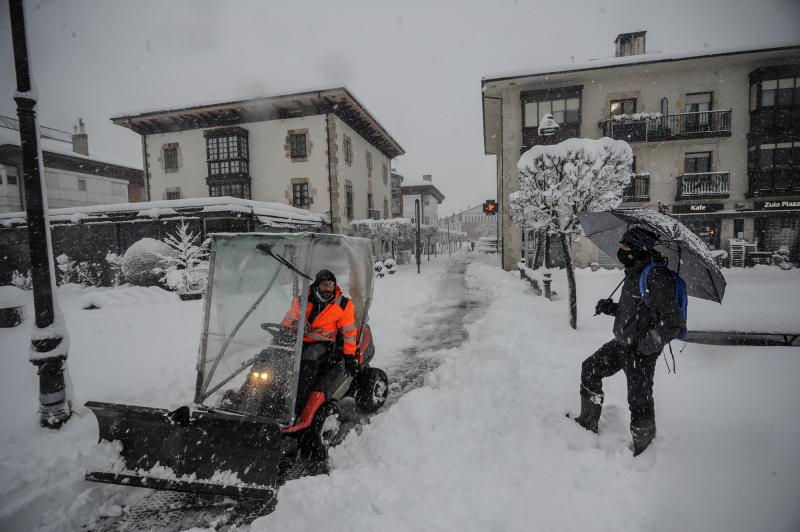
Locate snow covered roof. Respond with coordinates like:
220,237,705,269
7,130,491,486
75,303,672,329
482,42,800,91
111,87,405,160
0,196,323,228
0,124,142,170
400,182,445,203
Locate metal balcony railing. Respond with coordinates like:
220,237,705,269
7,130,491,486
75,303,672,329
368,209,381,220
622,173,650,201
602,109,732,143
679,172,731,198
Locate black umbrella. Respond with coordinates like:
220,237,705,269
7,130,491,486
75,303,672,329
577,208,726,303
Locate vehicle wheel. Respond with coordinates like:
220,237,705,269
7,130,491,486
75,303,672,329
355,367,388,413
306,401,341,457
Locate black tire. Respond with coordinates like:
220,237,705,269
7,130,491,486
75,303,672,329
355,367,389,413
305,401,341,457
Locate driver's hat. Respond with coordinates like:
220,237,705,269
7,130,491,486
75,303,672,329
313,269,336,286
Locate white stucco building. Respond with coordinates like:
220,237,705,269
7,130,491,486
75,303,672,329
0,117,143,214
111,88,404,234
400,174,445,226
482,35,800,269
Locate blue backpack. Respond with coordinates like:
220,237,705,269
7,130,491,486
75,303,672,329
639,262,689,341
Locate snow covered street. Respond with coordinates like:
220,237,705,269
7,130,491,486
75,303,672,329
1,253,799,531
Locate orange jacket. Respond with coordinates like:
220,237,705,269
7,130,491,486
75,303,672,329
281,286,358,356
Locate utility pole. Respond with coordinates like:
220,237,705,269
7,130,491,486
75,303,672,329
415,199,421,274
9,0,72,428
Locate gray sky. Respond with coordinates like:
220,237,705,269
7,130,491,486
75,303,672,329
1,0,798,214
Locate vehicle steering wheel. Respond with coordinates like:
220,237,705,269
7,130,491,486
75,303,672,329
260,322,289,338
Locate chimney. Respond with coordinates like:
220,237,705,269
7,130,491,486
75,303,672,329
614,31,646,58
422,174,432,182
72,118,89,156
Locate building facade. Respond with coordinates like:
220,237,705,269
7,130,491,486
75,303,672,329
401,175,445,226
0,117,143,214
390,171,404,217
482,37,800,270
111,88,404,234
443,204,497,240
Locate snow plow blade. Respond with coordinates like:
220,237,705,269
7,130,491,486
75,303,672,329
85,401,282,499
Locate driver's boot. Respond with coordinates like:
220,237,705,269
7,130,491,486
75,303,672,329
572,385,603,433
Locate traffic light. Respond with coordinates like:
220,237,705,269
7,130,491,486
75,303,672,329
483,199,498,215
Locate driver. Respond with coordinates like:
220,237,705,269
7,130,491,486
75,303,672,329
281,269,359,409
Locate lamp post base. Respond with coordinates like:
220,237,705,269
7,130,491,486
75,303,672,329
34,356,72,429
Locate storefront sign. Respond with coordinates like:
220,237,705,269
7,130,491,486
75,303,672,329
754,200,800,211
672,203,724,214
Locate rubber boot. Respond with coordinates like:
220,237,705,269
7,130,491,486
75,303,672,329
631,419,656,456
572,385,603,433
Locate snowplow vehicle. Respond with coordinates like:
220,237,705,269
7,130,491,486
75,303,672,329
85,232,388,504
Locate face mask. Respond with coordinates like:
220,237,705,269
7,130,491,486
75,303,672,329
617,247,638,267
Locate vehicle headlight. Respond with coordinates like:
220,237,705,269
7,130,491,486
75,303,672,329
250,370,272,384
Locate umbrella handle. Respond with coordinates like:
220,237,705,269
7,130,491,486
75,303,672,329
607,276,626,300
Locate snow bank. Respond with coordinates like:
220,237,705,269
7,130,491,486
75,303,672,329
255,260,800,532
0,285,27,308
79,286,179,310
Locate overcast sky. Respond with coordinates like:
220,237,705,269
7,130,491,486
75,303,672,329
1,0,798,214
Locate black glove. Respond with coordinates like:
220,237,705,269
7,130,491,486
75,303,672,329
594,298,617,316
344,355,359,375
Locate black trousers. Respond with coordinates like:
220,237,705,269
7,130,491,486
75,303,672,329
296,342,334,413
580,340,658,427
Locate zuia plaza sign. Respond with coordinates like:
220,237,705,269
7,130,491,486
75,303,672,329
754,200,800,211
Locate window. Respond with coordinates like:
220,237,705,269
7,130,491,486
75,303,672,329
290,133,307,159
205,129,249,177
78,178,86,191
366,152,372,176
292,182,310,207
734,218,744,239
166,189,182,200
343,136,352,165
368,193,374,211
345,184,354,220
209,183,250,198
7,174,17,185
382,164,388,185
383,198,389,219
684,152,712,174
423,217,431,225
163,143,179,171
660,97,669,116
524,97,580,127
610,98,636,117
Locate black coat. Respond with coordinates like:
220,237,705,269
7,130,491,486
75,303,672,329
612,260,681,355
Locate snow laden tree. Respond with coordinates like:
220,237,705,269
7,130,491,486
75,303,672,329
157,222,211,293
350,218,413,259
510,137,633,329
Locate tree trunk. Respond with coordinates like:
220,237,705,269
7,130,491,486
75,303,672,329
530,231,543,269
543,232,551,270
560,233,577,330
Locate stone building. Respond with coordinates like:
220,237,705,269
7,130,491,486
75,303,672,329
111,88,404,234
482,35,800,269
0,116,144,214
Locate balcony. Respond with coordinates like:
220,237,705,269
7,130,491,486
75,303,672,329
602,109,732,143
676,172,731,200
622,173,651,202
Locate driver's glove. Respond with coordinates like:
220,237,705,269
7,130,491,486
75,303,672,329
344,355,359,375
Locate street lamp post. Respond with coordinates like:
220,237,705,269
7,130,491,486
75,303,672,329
415,199,421,274
9,0,72,428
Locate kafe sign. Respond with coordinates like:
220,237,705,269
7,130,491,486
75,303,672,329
672,203,724,214
754,200,800,211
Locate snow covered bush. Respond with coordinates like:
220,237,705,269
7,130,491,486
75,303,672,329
510,137,633,328
121,238,173,287
771,247,794,270
11,270,33,291
157,222,211,293
75,261,103,287
55,254,76,286
105,252,125,286
384,257,397,274
374,260,385,278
